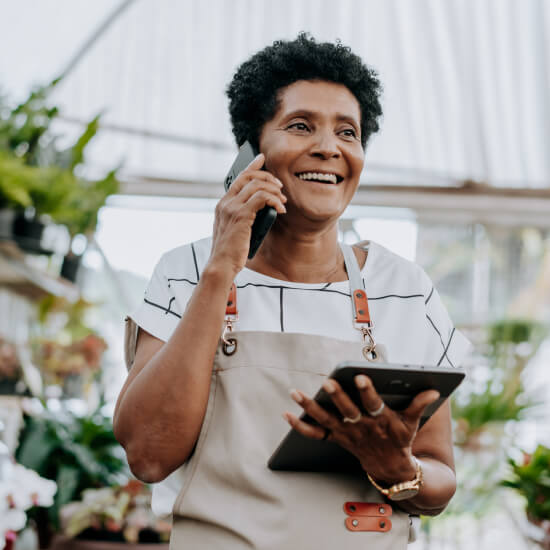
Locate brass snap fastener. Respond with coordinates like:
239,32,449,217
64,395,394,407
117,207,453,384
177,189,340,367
352,519,359,527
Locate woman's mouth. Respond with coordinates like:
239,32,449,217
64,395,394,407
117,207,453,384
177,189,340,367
296,172,343,184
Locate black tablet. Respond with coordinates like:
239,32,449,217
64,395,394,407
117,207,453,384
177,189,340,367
268,361,465,472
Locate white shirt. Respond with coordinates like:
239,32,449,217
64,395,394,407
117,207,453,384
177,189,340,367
129,237,471,516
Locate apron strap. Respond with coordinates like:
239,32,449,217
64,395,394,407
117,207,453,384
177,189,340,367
222,244,377,358
340,243,372,327
224,245,370,325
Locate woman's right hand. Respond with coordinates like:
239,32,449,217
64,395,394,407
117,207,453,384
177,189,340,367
208,153,287,277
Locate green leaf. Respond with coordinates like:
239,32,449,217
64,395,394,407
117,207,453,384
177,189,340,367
68,115,100,169
15,417,57,473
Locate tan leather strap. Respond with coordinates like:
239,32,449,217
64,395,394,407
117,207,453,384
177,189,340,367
226,283,237,315
343,501,392,517
345,516,392,532
352,289,372,326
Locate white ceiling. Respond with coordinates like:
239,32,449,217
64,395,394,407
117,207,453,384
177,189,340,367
1,0,549,188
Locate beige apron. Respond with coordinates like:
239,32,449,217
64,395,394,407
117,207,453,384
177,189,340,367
126,244,413,549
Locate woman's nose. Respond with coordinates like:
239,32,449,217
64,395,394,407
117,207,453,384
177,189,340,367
309,132,341,159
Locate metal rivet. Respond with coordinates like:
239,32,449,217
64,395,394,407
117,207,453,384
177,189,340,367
380,520,386,528
352,519,359,527
355,292,362,298
358,309,364,315
227,300,233,306
349,504,356,512
379,506,385,514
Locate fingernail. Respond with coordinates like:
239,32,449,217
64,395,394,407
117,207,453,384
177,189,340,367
282,412,291,422
323,380,336,394
276,178,283,186
290,389,303,403
356,375,367,389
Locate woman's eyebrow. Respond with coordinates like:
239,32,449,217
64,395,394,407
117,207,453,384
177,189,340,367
282,109,360,128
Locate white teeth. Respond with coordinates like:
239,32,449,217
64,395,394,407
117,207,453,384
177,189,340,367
297,172,338,184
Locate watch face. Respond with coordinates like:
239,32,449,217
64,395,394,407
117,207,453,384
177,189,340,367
389,487,420,501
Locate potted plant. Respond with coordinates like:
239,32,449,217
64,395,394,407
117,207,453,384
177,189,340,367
15,401,129,548
53,481,171,549
0,80,119,261
502,445,550,548
32,295,107,399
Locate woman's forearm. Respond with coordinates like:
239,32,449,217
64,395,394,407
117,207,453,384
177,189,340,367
113,263,234,482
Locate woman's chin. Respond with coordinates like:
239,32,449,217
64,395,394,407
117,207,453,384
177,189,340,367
284,203,344,226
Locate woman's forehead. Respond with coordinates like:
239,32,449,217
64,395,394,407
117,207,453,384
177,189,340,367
273,80,361,123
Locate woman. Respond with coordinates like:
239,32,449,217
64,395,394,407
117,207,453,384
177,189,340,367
114,34,470,548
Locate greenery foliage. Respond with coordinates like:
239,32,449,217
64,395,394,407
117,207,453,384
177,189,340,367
15,402,129,528
0,79,119,235
502,445,550,522
453,319,545,446
424,318,547,536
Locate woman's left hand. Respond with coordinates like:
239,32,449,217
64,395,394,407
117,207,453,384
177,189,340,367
284,375,440,484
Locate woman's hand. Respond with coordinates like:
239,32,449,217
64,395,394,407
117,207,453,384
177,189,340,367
207,153,287,278
284,375,440,485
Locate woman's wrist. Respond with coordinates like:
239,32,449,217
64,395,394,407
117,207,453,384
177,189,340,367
202,259,240,287
362,453,417,486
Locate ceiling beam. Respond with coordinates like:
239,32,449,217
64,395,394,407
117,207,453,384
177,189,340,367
118,176,550,227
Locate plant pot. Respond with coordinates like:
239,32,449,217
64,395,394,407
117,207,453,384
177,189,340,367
60,253,82,282
12,214,52,254
50,536,169,550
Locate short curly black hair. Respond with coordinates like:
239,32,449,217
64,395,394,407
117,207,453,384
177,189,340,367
226,33,382,151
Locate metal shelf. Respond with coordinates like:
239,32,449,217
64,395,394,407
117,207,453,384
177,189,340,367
0,241,79,302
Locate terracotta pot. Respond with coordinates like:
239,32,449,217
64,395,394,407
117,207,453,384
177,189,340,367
50,536,169,550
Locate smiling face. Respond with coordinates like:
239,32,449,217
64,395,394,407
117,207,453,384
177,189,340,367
258,80,365,227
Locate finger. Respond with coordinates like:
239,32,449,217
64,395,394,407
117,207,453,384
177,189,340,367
246,153,265,172
355,375,386,417
237,178,286,205
283,412,328,441
290,389,340,430
322,379,362,421
402,390,440,424
246,190,287,215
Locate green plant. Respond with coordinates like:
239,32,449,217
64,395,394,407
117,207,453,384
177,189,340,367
15,401,129,529
0,80,119,236
453,319,545,446
421,318,547,542
502,445,550,522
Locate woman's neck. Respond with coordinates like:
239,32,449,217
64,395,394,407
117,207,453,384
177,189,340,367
245,222,348,283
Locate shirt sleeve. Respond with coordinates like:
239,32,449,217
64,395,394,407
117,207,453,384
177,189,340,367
129,253,183,344
422,274,472,367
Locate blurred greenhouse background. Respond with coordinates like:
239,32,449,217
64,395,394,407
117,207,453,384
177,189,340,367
0,1,549,549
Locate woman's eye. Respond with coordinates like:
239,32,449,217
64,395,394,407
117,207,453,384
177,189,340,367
288,122,310,131
340,128,358,138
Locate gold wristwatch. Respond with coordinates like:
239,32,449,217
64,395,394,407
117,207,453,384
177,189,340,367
367,458,423,501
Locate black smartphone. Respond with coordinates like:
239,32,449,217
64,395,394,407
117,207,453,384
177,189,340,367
224,141,277,259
